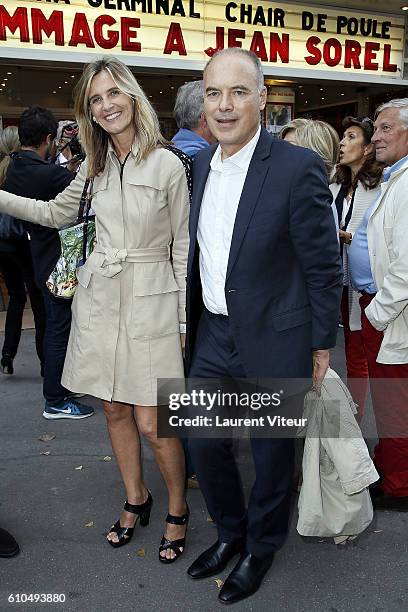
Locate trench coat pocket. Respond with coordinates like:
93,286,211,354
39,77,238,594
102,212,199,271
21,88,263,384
130,274,179,339
127,177,164,190
270,306,312,332
73,266,93,329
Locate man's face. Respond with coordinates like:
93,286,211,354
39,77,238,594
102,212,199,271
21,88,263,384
203,54,266,158
372,107,408,166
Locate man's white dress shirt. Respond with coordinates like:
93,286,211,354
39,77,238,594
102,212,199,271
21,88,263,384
197,127,261,315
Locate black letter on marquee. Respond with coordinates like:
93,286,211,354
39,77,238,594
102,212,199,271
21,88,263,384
302,11,314,30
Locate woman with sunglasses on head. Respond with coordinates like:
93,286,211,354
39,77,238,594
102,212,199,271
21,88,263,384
330,116,385,422
0,57,190,562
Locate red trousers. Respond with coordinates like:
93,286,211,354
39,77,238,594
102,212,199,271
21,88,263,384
341,287,369,422
360,293,408,497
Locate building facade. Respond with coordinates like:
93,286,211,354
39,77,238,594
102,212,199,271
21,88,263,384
0,0,407,135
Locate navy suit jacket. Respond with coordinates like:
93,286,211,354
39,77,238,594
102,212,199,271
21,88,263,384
185,128,342,380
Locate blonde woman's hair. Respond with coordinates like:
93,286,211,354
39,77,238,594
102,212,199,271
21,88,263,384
0,126,20,186
73,57,166,177
281,118,340,178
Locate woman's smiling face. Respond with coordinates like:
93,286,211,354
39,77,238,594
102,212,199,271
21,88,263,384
88,70,135,140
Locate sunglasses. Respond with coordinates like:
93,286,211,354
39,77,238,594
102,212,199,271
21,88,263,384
358,117,374,126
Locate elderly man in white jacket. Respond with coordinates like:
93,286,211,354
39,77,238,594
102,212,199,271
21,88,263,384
348,98,408,511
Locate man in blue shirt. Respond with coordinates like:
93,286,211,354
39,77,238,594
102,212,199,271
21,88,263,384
172,81,216,158
348,98,408,511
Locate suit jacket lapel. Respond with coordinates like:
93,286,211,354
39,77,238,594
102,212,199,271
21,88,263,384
188,145,216,275
226,129,272,280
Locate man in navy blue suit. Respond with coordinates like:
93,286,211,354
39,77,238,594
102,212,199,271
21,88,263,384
184,48,342,604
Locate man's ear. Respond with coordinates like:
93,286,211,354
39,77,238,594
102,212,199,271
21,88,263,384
364,142,374,157
46,134,53,146
198,112,207,129
259,86,267,111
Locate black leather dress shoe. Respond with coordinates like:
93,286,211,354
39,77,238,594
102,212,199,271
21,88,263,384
218,551,274,604
187,539,244,579
370,486,408,512
0,527,20,558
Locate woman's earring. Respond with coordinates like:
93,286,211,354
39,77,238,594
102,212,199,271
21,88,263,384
92,116,97,122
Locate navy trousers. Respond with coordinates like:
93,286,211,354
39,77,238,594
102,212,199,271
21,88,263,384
188,309,296,557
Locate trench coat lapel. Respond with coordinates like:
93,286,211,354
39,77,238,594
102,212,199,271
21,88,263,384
226,129,272,280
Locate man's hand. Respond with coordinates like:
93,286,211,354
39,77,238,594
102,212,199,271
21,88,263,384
312,349,330,394
180,333,186,350
339,230,352,245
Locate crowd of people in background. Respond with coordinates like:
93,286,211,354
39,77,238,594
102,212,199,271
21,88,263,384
0,50,407,604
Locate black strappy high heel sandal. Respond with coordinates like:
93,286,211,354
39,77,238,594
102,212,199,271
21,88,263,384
158,505,189,564
107,491,153,549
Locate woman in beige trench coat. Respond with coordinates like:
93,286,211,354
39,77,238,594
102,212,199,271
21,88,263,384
0,58,190,562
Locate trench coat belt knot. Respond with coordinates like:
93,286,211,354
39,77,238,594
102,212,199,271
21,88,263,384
93,245,171,278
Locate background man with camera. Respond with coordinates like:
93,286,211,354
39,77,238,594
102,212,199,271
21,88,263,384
53,120,84,173
2,106,93,420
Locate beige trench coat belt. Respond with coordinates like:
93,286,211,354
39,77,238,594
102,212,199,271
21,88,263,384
92,245,171,278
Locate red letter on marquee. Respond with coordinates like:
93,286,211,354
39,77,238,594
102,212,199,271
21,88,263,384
205,27,224,57
121,17,141,52
250,31,267,61
31,9,64,46
382,44,397,72
164,22,187,55
364,42,380,70
322,38,342,67
69,13,95,48
0,6,29,42
305,36,321,65
94,15,119,50
344,40,361,69
270,33,289,63
227,28,245,48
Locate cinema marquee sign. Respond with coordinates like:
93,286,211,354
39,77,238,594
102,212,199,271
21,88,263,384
0,0,405,77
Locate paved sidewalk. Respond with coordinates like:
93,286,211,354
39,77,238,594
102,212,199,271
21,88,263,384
0,330,406,612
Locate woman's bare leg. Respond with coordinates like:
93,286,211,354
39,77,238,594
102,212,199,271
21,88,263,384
135,405,187,560
103,400,148,544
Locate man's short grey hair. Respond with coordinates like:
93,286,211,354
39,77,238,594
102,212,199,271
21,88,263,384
174,80,204,130
376,98,408,129
204,48,265,92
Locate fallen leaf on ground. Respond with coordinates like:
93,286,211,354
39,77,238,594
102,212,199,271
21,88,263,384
373,530,383,533
84,521,94,528
102,456,112,462
40,450,51,456
214,578,224,589
206,516,214,522
75,465,83,470
39,432,56,442
136,548,145,557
